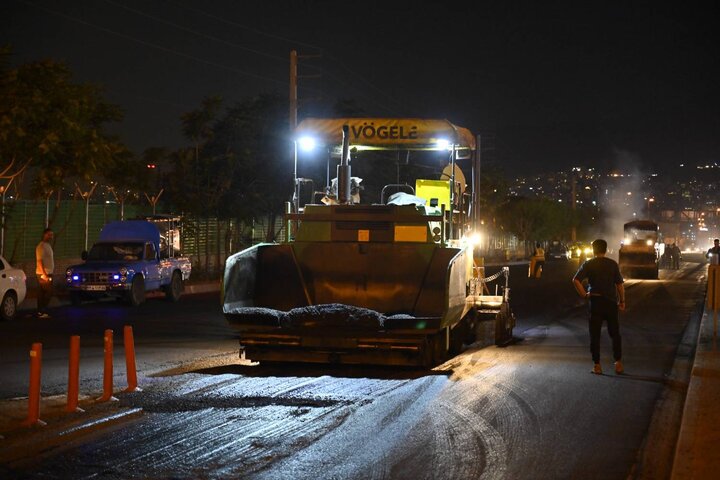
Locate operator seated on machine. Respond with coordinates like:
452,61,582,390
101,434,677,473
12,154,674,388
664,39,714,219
321,176,363,205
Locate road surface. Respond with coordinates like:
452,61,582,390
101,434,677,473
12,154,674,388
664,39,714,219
0,256,707,479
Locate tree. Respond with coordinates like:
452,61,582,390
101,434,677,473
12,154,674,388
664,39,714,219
211,94,290,241
497,196,574,255
180,95,222,166
102,147,168,219
0,49,125,200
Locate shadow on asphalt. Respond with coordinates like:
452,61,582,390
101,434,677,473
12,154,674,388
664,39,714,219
189,362,453,380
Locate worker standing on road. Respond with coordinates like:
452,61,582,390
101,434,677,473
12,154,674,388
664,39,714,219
529,242,545,278
707,238,720,263
572,238,625,375
670,242,681,269
35,227,54,319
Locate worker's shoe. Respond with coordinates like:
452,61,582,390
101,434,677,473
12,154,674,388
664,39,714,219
591,363,602,375
614,360,624,374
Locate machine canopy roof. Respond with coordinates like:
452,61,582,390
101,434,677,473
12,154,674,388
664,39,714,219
295,118,476,152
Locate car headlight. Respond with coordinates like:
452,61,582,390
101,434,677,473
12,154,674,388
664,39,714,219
66,268,73,276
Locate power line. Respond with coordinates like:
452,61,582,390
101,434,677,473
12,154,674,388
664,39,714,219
178,2,325,53
20,0,289,87
101,0,289,64
175,2,411,113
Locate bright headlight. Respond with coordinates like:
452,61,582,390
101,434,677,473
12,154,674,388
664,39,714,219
465,232,482,247
298,136,317,152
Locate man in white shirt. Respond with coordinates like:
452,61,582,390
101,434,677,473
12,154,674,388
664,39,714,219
35,228,54,319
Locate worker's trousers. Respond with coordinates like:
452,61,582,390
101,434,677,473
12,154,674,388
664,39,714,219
588,296,621,364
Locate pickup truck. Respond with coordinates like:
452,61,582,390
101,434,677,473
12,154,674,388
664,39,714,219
65,220,192,306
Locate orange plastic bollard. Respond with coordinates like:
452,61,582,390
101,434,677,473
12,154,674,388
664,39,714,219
66,335,85,413
123,325,142,392
23,343,46,427
97,329,118,402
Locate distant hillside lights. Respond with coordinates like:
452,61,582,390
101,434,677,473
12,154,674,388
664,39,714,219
696,163,720,170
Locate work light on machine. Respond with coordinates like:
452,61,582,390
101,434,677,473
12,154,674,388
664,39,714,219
297,136,317,152
465,232,482,247
435,139,451,150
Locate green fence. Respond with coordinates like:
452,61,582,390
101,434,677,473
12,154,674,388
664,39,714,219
1,199,287,277
1,200,153,262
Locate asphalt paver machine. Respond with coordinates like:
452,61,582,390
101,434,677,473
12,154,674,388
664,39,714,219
222,118,514,366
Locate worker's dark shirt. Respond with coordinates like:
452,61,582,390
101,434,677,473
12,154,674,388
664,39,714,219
707,246,720,256
573,256,624,302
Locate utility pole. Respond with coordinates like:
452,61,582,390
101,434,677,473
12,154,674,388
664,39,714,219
289,50,298,131
289,50,321,131
571,170,577,242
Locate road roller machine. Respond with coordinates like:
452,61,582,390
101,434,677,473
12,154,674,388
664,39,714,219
618,220,659,279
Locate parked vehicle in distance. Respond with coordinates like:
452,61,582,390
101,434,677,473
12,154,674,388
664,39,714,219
547,241,571,260
0,255,27,321
570,242,593,262
65,219,191,306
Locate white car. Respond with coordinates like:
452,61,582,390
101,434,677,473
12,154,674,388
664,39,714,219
0,255,27,320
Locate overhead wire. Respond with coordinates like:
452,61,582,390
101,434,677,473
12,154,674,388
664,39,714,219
101,0,289,64
21,0,419,116
19,0,289,88
175,2,413,114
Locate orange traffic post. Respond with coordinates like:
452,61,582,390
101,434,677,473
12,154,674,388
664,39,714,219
97,329,118,402
23,343,46,427
123,325,142,392
66,335,85,413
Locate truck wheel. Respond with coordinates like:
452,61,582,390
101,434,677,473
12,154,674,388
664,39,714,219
70,292,82,307
126,275,146,306
1,292,17,321
165,271,183,302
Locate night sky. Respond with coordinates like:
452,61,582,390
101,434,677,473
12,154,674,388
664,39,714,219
3,0,719,175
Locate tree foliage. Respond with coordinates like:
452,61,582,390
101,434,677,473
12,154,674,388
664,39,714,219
0,48,125,195
497,196,575,253
213,94,290,238
165,94,291,241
